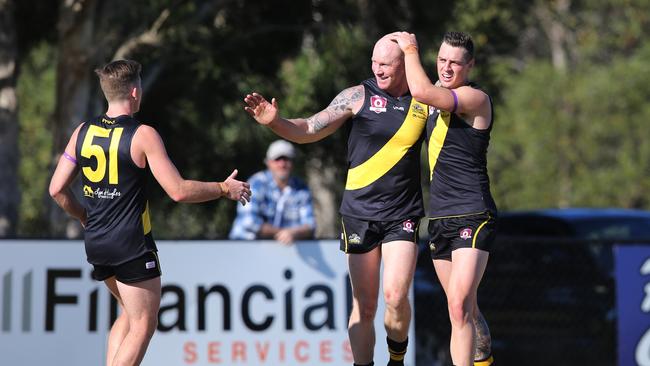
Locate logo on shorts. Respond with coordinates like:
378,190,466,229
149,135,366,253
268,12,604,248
402,220,415,233
348,233,362,245
369,95,387,113
460,228,473,240
145,261,156,269
429,242,436,252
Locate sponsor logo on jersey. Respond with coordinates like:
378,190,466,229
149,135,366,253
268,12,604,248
411,103,428,119
348,233,362,245
369,95,387,113
83,185,94,198
145,261,156,269
460,228,473,240
101,117,116,125
84,186,122,200
402,220,415,233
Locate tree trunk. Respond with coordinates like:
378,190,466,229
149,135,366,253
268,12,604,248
306,148,342,239
0,0,19,237
536,0,575,206
536,0,574,71
46,0,100,238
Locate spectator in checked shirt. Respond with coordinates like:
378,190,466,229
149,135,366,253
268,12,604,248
229,140,316,245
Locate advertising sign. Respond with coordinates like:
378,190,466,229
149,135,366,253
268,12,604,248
615,244,650,366
0,240,414,366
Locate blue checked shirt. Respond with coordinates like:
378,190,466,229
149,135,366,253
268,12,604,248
229,170,316,240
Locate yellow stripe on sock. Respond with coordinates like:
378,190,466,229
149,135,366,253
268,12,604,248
474,355,494,366
389,348,406,361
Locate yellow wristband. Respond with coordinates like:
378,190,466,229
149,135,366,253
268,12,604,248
218,182,229,196
404,44,418,55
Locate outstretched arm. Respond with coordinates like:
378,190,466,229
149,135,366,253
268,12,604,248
243,85,364,144
49,125,87,226
135,125,251,204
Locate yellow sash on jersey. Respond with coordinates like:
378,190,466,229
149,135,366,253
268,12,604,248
142,201,152,234
428,111,451,179
345,99,427,190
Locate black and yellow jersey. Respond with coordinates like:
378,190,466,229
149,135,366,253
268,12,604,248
339,78,427,220
426,84,497,218
75,114,156,265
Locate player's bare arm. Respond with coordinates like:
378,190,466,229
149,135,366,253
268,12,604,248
390,31,492,129
244,85,364,144
49,124,87,226
302,85,364,134
134,125,251,204
389,32,457,110
453,86,492,130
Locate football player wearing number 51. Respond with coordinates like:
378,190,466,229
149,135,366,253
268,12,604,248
49,59,251,366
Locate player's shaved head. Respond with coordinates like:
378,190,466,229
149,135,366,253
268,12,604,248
373,35,404,64
371,34,408,95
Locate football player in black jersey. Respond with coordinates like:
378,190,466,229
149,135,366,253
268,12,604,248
390,31,497,366
243,35,428,366
49,59,251,366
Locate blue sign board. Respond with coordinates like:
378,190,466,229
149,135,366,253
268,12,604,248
615,245,650,366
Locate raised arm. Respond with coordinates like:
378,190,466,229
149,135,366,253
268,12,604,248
389,32,491,128
243,85,364,144
49,124,87,226
388,32,457,110
134,125,251,204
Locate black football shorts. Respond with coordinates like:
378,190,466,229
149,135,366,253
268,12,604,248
427,212,497,260
340,215,421,254
92,251,162,283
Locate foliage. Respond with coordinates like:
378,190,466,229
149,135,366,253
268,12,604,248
10,0,650,238
16,42,55,236
134,0,313,238
491,43,650,209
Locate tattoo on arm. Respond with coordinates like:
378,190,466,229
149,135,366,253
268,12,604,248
328,86,363,112
306,86,363,134
306,111,333,134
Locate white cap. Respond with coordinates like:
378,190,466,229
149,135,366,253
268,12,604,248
265,140,295,160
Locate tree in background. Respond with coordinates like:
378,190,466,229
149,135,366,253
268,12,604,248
486,0,650,209
0,0,19,237
6,0,650,238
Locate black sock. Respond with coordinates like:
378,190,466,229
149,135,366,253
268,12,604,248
387,336,408,365
353,363,374,366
